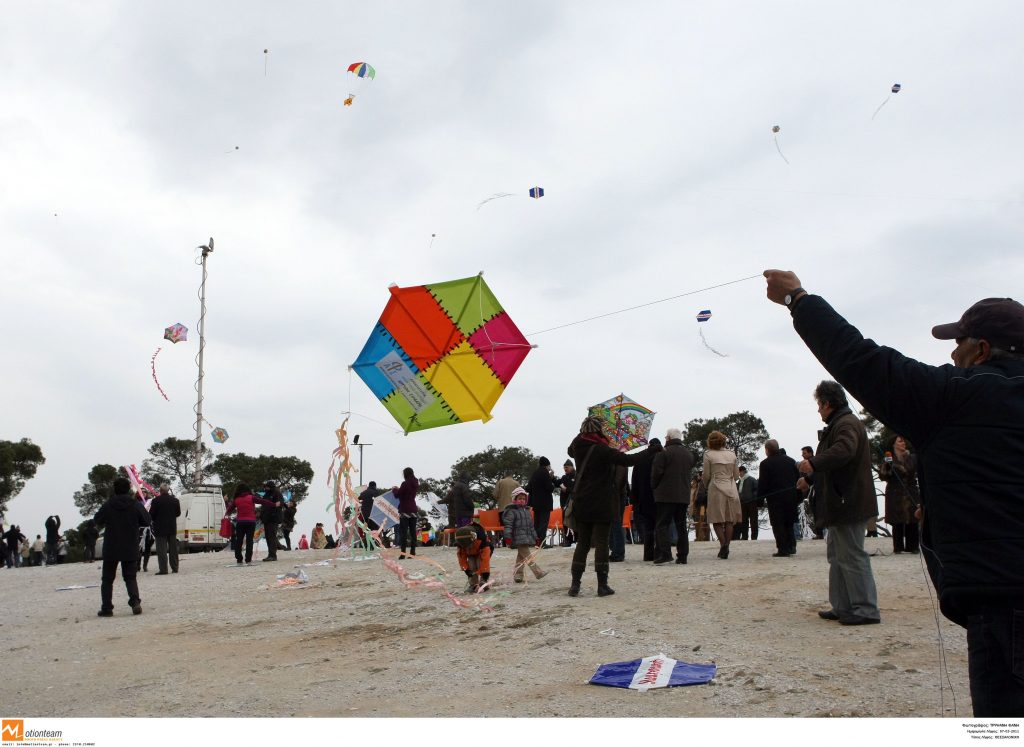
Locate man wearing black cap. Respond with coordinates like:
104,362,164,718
765,269,1024,717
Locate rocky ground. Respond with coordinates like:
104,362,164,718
1,535,971,719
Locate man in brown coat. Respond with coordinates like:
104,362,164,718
801,380,881,625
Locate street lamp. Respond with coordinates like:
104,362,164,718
352,434,373,482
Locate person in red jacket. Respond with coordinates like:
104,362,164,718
224,484,280,564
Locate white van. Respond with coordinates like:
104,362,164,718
178,484,229,552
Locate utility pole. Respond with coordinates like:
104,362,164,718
193,238,214,487
353,434,373,482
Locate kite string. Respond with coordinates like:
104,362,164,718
773,134,790,165
871,96,890,120
526,273,762,336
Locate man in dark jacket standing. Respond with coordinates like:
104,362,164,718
767,270,1024,715
527,457,556,548
734,466,759,540
758,440,801,557
650,428,695,565
260,481,283,561
44,515,60,565
148,483,181,574
95,478,152,616
804,382,880,625
629,439,663,560
444,473,475,528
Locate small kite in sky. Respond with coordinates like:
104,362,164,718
771,125,789,165
163,323,188,343
344,61,375,106
477,187,546,210
697,309,728,357
225,146,239,154
351,272,535,433
872,82,902,120
211,426,230,444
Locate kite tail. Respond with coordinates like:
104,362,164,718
773,135,790,165
151,348,170,401
871,96,890,120
476,193,515,210
699,328,729,358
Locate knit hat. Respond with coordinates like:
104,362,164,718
563,459,574,467
511,487,528,499
580,415,605,434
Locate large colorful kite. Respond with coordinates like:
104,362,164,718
588,393,655,452
351,273,534,434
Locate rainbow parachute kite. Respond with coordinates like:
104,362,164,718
588,393,656,452
351,273,534,434
344,61,375,106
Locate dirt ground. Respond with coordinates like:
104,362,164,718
1,535,972,718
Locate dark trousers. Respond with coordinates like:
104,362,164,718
533,509,551,547
768,500,797,555
155,534,179,573
735,502,759,540
263,521,279,558
654,503,689,561
101,558,140,610
891,522,919,553
234,521,256,562
45,540,58,565
83,544,96,562
608,505,625,560
140,534,155,570
571,520,610,577
634,513,656,560
281,528,292,550
396,515,418,554
967,602,1024,716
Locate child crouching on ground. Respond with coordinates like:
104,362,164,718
455,522,493,593
502,487,548,583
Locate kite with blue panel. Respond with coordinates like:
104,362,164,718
351,273,534,434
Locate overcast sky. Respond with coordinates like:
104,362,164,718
3,1,1023,540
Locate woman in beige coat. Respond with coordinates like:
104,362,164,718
702,431,742,559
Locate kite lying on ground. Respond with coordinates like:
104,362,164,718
589,653,717,691
351,273,535,434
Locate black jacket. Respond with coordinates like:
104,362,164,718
630,443,663,520
792,294,1024,626
45,516,60,542
261,487,283,523
566,436,642,523
445,480,475,521
148,492,181,538
526,466,556,512
651,439,695,505
95,493,152,562
757,453,801,510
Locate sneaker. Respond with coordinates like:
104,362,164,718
817,610,840,620
97,609,113,617
514,577,524,584
534,569,549,579
131,603,143,615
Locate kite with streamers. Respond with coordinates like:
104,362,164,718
477,187,545,210
696,309,728,357
771,125,789,165
588,394,656,452
125,464,158,504
344,61,375,106
163,323,188,343
211,426,229,444
151,348,170,401
351,272,535,434
872,82,902,120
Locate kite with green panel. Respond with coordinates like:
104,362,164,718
351,273,534,433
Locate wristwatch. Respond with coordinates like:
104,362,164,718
784,287,806,308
